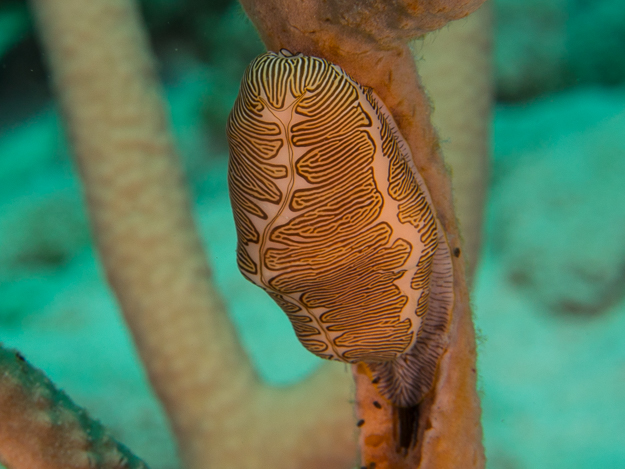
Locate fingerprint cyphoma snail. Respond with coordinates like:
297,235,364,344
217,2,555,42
226,49,454,447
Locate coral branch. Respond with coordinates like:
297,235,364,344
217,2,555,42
415,5,493,281
238,0,489,467
0,345,149,469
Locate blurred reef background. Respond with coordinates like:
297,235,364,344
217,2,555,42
0,0,624,468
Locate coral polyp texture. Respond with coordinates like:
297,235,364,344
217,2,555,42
0,346,149,469
227,49,453,408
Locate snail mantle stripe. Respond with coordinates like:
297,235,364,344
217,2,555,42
226,49,454,408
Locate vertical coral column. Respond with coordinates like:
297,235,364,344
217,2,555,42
416,5,493,281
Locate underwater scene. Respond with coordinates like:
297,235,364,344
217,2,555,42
0,0,624,468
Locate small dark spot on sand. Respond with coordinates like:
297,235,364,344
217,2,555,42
453,247,461,257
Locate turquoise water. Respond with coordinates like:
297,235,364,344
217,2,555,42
1,1,624,468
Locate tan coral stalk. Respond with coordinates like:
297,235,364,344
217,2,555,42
238,0,488,467
28,0,355,468
415,5,493,280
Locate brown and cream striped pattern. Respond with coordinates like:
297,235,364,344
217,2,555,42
227,50,453,406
